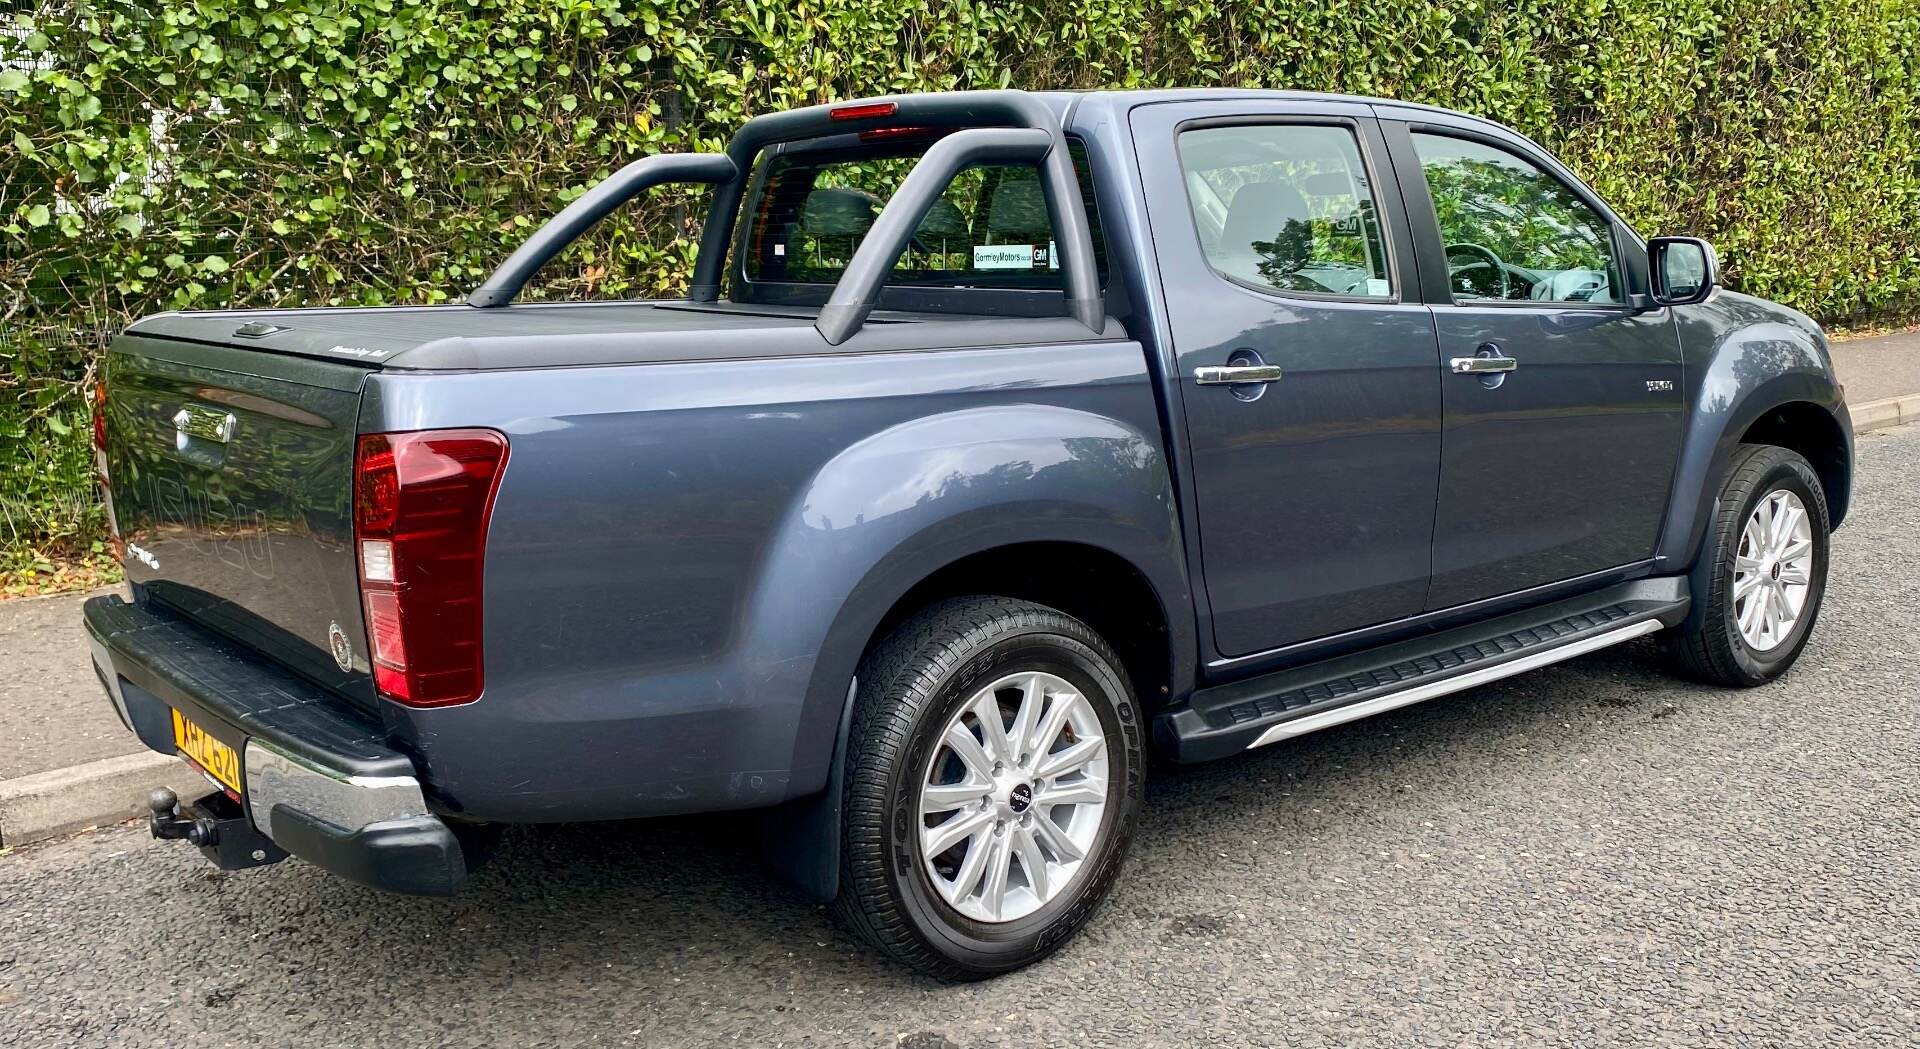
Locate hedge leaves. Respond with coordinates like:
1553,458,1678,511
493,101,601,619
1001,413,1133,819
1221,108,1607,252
2,0,1917,549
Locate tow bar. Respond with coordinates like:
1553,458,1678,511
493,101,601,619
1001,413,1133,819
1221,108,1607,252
147,787,287,870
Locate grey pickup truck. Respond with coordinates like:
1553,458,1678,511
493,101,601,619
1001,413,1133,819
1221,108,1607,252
87,89,1851,978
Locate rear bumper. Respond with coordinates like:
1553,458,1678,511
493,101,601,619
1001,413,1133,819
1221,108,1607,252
84,595,471,895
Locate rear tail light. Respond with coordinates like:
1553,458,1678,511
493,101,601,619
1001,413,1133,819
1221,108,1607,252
353,429,509,708
91,380,123,561
91,382,109,454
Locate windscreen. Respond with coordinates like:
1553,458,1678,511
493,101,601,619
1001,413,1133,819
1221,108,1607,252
738,133,1105,292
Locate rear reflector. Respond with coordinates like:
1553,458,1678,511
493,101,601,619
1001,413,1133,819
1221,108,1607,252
353,430,509,708
829,101,897,121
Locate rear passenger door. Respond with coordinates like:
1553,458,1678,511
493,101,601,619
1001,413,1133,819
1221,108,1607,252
1132,100,1443,660
1380,119,1686,609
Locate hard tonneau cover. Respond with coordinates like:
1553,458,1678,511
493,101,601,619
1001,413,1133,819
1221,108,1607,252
129,302,1129,372
127,301,831,366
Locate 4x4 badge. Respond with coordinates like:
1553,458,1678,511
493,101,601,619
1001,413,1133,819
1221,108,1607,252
328,621,354,673
1646,379,1675,392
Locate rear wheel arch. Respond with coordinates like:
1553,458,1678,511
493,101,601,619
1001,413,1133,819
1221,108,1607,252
760,538,1185,903
866,541,1179,716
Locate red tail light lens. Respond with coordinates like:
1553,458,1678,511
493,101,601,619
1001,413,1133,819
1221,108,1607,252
91,382,109,453
91,381,123,559
829,101,897,121
353,429,509,708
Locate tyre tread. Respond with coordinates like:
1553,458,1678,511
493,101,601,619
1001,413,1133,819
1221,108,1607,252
1669,443,1830,686
831,596,1130,980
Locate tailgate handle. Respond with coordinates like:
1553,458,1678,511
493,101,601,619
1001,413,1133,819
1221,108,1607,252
173,406,237,445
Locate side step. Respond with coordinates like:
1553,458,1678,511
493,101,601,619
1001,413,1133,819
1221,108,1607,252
1157,578,1691,763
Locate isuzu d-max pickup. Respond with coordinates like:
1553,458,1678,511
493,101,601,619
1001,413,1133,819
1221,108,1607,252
86,89,1851,978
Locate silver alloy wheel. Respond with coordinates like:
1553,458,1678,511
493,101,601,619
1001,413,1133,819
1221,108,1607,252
917,671,1110,923
1732,488,1815,652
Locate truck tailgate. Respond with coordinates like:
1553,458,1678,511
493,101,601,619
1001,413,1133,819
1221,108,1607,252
103,332,378,710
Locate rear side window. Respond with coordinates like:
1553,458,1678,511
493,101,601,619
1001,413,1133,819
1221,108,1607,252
1410,133,1620,305
740,136,1106,289
1175,123,1392,299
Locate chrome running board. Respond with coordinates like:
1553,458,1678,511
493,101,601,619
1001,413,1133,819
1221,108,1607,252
1245,618,1662,749
1155,577,1691,763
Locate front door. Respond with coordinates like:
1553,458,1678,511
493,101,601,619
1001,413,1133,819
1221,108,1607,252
1388,124,1686,609
1133,101,1443,658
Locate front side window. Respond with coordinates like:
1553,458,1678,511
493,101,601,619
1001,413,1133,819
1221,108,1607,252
1411,133,1620,305
1176,123,1392,298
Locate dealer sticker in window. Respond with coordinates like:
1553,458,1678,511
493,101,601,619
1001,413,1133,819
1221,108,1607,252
973,244,1039,270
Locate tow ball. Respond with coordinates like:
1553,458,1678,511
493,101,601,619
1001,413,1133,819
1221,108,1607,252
148,788,217,846
146,787,288,870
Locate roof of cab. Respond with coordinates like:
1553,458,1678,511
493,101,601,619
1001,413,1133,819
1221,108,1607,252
766,87,1520,146
1061,87,1506,130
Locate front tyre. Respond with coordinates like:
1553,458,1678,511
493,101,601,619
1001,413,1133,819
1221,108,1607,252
834,597,1144,979
1667,444,1831,686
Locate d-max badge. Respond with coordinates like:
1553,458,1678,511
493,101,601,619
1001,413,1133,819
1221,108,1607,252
328,621,354,672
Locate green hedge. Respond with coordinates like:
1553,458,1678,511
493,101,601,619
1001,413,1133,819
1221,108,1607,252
4,0,1917,551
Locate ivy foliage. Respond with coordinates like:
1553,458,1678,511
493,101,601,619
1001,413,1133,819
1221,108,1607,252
3,0,1917,550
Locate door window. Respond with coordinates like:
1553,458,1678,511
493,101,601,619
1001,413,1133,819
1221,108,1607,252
1410,133,1620,304
1175,124,1392,299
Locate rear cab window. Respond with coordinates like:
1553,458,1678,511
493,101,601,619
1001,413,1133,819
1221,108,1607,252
734,132,1106,307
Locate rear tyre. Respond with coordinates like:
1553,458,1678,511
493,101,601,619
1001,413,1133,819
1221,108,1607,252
834,597,1144,979
1666,444,1830,686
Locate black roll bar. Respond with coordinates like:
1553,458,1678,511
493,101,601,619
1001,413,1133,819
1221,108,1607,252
468,153,737,308
815,128,1055,344
692,90,1103,338
470,90,1103,339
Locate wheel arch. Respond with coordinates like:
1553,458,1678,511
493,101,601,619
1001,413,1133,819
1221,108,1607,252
1654,298,1852,571
868,541,1180,712
749,406,1194,901
1738,401,1851,529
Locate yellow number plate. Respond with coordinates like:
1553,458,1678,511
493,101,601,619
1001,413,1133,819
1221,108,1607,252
172,709,243,795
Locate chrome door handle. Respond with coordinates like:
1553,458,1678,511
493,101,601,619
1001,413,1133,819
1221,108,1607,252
1194,365,1284,385
1450,356,1517,374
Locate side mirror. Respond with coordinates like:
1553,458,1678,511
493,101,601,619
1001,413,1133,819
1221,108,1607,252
1648,236,1719,307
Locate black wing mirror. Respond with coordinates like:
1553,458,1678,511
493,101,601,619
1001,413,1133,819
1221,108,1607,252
1648,236,1719,307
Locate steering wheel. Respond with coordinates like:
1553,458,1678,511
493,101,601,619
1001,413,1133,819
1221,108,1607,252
1444,242,1512,300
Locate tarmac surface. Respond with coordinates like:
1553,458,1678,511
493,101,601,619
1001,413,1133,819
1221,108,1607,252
2,418,1915,1047
0,586,128,779
1829,327,1920,405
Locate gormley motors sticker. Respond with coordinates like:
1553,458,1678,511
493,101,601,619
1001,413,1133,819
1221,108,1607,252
972,244,1038,270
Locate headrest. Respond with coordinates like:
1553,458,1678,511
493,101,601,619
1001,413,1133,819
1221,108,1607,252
1222,181,1311,248
986,173,1050,239
800,186,882,237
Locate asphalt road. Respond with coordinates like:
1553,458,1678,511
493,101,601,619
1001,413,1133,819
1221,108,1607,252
0,587,132,778
5,424,1918,1049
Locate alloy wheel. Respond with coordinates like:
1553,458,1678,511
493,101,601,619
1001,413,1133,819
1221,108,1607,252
1731,488,1815,652
917,671,1110,923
